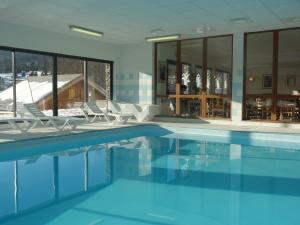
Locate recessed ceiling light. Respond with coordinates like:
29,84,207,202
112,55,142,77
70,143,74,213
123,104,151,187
69,25,103,37
145,34,181,42
196,27,214,34
229,18,250,23
150,28,164,35
196,28,204,34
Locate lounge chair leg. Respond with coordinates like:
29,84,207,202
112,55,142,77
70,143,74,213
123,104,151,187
30,120,39,129
48,118,61,130
27,120,39,131
82,110,90,122
104,114,111,123
8,121,26,133
90,115,96,123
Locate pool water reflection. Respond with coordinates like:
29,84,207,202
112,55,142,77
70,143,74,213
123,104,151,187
0,136,300,225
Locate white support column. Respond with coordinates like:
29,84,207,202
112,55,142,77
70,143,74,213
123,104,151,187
231,32,244,123
229,144,242,225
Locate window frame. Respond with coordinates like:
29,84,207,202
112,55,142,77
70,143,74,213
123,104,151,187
243,27,300,122
0,46,113,117
154,34,233,119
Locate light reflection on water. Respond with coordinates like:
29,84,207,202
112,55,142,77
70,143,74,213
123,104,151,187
0,136,300,225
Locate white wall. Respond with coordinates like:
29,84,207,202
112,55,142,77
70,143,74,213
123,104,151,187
0,21,120,62
231,32,244,123
0,21,156,104
114,43,153,104
0,21,122,89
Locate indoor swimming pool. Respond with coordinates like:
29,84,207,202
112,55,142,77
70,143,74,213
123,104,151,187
0,125,299,225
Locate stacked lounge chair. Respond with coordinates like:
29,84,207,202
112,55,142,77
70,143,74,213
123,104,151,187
83,101,133,124
23,103,85,131
109,101,159,122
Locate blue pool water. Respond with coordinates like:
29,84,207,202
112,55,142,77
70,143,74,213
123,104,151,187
0,126,300,225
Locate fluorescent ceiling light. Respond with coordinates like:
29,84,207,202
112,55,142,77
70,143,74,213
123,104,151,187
69,25,103,37
229,17,250,23
196,28,204,34
196,27,214,34
145,34,180,42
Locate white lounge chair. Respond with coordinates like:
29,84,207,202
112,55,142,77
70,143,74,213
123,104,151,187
83,102,110,122
127,104,160,122
23,103,85,131
111,101,159,122
0,118,39,132
109,101,135,120
84,101,132,124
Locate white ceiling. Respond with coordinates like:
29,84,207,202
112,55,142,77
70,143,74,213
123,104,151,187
0,0,300,44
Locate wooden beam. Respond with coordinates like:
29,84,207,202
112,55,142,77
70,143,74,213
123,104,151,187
201,38,208,117
153,43,157,104
109,62,113,100
175,41,181,116
83,60,88,102
271,31,279,121
242,34,247,120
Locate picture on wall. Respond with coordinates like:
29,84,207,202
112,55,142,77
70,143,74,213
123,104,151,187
158,61,166,80
286,75,296,87
167,60,176,94
195,65,203,90
263,75,272,89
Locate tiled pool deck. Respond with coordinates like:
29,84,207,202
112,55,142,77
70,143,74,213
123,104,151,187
0,121,141,143
1,118,300,144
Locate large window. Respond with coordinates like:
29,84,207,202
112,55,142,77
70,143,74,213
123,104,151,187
180,39,203,118
277,29,300,122
244,28,300,122
207,36,232,118
57,57,84,116
87,61,110,102
155,35,232,119
156,42,177,117
244,32,273,121
0,47,113,118
15,52,53,115
0,50,13,118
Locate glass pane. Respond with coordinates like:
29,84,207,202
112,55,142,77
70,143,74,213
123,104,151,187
0,50,13,118
88,145,110,188
0,161,15,218
57,57,84,116
180,99,201,118
181,39,203,95
156,42,177,117
15,52,53,116
277,29,300,121
206,98,231,118
59,150,85,198
17,156,54,211
245,32,273,120
87,61,110,102
156,42,177,96
156,97,176,117
207,36,232,118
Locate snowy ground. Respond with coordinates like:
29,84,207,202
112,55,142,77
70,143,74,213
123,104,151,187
0,108,85,119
